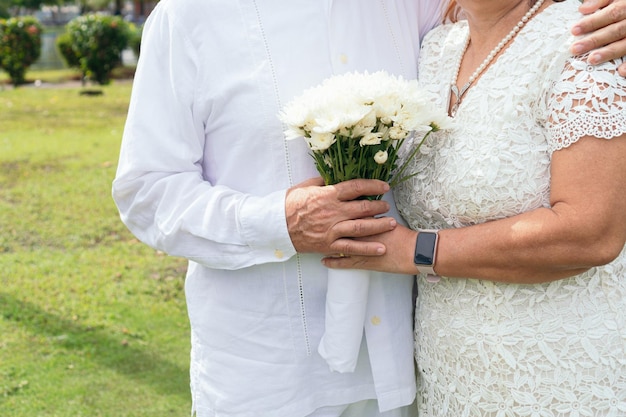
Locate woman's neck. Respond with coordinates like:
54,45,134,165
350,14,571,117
463,1,534,57
449,0,551,116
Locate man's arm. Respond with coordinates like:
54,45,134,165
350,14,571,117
571,0,626,75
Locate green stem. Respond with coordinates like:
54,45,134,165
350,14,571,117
389,129,432,188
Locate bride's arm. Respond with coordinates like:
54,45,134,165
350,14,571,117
572,0,626,75
435,132,626,283
322,132,626,283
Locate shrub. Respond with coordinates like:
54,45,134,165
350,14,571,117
65,14,131,85
129,23,142,58
56,31,81,71
0,16,43,86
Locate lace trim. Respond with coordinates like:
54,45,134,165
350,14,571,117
547,53,626,154
548,111,626,154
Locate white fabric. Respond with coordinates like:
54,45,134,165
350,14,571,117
395,1,626,416
308,399,415,417
318,268,370,373
112,0,443,416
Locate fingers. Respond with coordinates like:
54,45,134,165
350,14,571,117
324,225,417,274
329,238,386,257
328,217,397,256
578,0,617,15
332,179,390,201
571,0,626,62
322,254,367,270
571,26,626,63
332,217,397,240
587,37,626,66
341,197,391,221
285,178,394,254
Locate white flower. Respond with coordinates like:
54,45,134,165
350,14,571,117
360,132,383,146
374,150,388,164
307,131,336,151
350,123,375,139
373,95,401,125
358,109,377,129
389,125,408,140
278,70,451,186
284,125,306,140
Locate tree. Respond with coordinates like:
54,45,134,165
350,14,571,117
0,1,9,19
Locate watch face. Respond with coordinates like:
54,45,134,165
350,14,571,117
414,232,437,265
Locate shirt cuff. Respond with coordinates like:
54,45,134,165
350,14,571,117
238,189,297,262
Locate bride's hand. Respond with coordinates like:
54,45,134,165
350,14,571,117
322,226,417,275
571,0,626,76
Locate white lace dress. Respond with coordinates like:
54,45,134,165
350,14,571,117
394,1,626,416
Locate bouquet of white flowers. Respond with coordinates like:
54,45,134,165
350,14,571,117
280,71,451,373
280,70,451,197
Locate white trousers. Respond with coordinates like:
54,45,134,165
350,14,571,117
308,399,417,417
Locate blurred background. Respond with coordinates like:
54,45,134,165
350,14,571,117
1,2,194,416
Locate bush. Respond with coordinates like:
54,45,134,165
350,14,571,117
56,31,81,70
129,24,142,58
64,14,131,85
0,16,43,86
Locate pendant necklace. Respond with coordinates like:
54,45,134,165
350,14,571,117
449,0,545,117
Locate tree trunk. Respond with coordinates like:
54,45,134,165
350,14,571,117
114,0,123,15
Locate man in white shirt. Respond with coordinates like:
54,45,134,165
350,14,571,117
112,1,626,416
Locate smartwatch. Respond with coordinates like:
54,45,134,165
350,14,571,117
414,229,439,276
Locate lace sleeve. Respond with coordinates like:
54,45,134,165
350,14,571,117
546,53,626,154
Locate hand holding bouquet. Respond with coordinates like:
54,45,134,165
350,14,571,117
279,71,451,373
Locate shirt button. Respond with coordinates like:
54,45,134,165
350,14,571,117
274,249,284,259
370,316,381,326
339,54,348,64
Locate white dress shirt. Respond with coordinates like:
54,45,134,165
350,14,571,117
112,1,442,416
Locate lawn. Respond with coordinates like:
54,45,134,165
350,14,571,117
0,73,192,416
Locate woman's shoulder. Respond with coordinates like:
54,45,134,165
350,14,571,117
420,20,467,63
422,20,467,46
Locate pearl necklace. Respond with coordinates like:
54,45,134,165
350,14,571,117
449,0,545,117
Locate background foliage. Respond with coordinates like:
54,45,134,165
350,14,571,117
61,14,133,85
0,16,42,86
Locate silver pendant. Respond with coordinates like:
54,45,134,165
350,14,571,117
449,81,471,117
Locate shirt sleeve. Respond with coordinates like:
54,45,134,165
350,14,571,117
417,0,445,41
546,53,626,155
112,3,296,270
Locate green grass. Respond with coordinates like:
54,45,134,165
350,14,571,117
0,79,191,416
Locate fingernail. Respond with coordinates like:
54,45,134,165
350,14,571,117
571,43,585,55
588,52,602,64
571,25,582,36
389,219,397,228
376,246,385,255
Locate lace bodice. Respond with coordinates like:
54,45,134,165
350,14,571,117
395,1,626,416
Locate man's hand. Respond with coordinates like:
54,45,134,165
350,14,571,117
571,0,626,76
286,177,397,256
